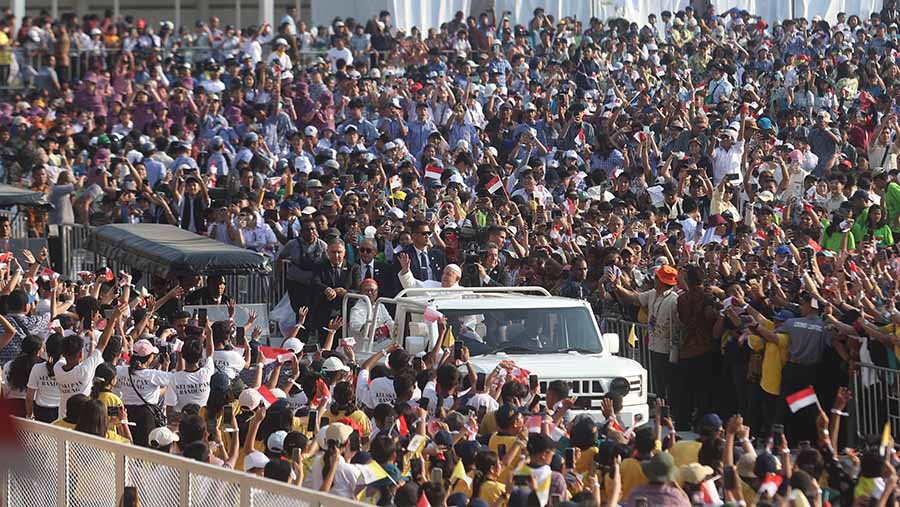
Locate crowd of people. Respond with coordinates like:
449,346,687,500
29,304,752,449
5,2,900,506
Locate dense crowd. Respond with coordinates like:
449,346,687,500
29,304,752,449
6,2,900,507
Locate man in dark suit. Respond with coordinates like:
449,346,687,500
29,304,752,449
353,238,391,297
184,273,234,306
311,238,353,339
397,220,447,291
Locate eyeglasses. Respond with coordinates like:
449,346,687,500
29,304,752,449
415,230,432,235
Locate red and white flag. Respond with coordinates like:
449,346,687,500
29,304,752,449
758,473,783,497
417,491,432,507
486,175,503,194
389,175,402,189
258,346,294,365
786,386,818,413
699,478,723,506
424,165,443,180
257,386,279,407
40,267,59,280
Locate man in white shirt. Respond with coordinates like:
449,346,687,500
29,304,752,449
55,306,119,418
712,126,745,185
326,38,353,71
211,321,251,380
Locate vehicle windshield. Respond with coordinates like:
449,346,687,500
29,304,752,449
438,306,602,355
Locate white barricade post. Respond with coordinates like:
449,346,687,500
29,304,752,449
850,362,900,445
5,418,366,507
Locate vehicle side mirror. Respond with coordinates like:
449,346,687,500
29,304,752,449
602,333,620,355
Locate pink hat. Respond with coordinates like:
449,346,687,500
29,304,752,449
133,339,159,357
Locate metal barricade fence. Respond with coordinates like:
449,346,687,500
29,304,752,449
2,417,365,507
850,361,900,443
600,316,657,396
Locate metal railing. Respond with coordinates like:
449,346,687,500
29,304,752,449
850,361,900,444
2,417,364,507
601,317,657,395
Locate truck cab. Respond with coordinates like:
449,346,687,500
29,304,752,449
344,286,649,428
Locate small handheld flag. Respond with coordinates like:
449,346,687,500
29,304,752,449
786,386,818,413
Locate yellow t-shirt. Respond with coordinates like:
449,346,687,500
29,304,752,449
53,419,76,430
478,410,498,435
487,433,518,459
670,440,703,467
96,391,126,437
476,480,506,504
575,447,598,475
604,457,647,500
748,328,789,396
0,32,11,66
323,408,373,435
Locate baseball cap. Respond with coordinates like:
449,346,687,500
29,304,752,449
267,430,288,453
324,422,354,445
304,125,318,137
133,339,159,356
243,451,270,471
322,356,350,373
282,338,303,353
148,427,179,448
239,388,263,410
699,413,723,431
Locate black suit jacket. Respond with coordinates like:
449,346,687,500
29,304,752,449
353,260,392,296
400,246,448,285
311,260,354,328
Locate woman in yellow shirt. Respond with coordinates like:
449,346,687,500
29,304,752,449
91,361,130,439
322,381,372,436
76,398,132,443
470,450,507,504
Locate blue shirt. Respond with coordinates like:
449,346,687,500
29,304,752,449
406,119,437,161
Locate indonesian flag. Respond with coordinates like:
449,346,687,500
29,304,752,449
758,473,783,497
424,165,443,180
102,267,114,282
389,175,402,189
786,386,818,413
576,128,586,147
486,174,503,194
40,267,59,280
807,238,823,253
257,386,279,407
397,413,410,437
416,491,431,507
258,346,294,365
700,478,723,506
310,378,330,409
524,415,567,441
0,252,12,263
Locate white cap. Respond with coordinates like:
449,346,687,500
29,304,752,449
388,207,404,219
757,191,775,203
449,174,465,185
322,356,350,373
369,68,381,79
267,430,287,453
383,141,397,151
238,388,263,410
295,157,312,174
270,388,287,399
149,427,180,448
282,337,303,353
455,139,470,151
243,451,270,471
301,206,317,215
304,125,318,137
274,38,288,46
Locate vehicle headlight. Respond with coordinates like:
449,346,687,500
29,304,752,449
609,377,631,396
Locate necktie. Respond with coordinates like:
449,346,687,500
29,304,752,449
365,264,372,281
334,266,341,283
420,252,429,280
